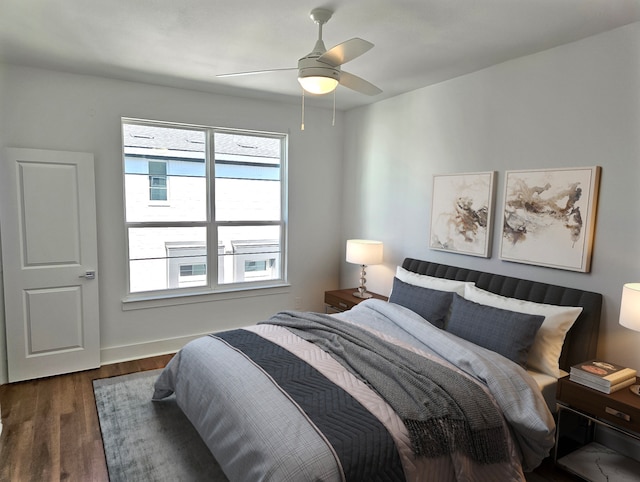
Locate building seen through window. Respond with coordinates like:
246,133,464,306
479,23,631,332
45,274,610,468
123,120,286,295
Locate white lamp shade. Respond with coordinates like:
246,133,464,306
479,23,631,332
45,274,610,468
346,239,383,266
620,283,640,331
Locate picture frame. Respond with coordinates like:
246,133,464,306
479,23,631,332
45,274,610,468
429,171,496,258
499,166,601,272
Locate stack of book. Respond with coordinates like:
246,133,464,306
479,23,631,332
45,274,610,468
570,360,637,394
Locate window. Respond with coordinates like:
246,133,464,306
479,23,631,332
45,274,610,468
181,264,207,277
122,119,287,297
148,161,167,201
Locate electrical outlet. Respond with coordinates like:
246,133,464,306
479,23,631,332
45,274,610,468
294,297,302,310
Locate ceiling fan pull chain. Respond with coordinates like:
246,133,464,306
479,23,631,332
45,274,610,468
301,88,305,131
332,90,336,127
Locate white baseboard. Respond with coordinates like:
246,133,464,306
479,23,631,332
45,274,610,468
100,332,210,365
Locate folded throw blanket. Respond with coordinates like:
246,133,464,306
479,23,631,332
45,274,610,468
263,311,510,465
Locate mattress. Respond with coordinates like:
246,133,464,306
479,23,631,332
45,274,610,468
527,369,566,413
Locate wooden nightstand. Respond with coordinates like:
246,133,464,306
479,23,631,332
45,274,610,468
324,288,388,313
555,376,640,481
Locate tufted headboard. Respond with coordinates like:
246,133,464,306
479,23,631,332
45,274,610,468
402,258,603,372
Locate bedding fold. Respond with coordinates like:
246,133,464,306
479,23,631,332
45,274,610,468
335,299,556,471
213,328,405,482
262,310,510,465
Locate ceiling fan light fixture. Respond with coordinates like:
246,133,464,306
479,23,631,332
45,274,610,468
298,75,339,95
297,58,340,95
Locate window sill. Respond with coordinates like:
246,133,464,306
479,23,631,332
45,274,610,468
121,282,291,311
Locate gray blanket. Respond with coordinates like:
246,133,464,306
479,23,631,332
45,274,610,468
263,310,510,465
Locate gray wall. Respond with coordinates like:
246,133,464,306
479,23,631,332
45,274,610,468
342,22,640,370
0,65,345,382
1,21,639,383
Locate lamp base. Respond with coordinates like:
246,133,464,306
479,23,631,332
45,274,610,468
630,385,640,396
352,265,373,299
353,290,373,299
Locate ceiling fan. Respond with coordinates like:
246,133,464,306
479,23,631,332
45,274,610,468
217,8,382,97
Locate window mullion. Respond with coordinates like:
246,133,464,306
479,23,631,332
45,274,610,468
208,128,216,289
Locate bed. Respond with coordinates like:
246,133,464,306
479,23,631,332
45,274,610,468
153,258,602,481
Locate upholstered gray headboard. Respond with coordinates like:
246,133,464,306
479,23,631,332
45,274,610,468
402,258,603,372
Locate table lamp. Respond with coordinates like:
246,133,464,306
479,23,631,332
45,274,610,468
619,283,640,395
346,239,383,299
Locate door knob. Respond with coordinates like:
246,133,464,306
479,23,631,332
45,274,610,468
79,270,96,280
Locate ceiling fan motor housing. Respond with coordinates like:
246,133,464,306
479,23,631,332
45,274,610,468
298,58,340,83
298,68,340,83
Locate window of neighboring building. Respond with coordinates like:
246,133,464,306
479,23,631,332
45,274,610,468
122,119,287,297
181,264,207,277
148,161,167,201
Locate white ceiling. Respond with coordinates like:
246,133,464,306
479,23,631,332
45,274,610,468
1,0,639,110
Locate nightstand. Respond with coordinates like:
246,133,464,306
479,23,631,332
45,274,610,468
555,376,640,481
324,288,388,313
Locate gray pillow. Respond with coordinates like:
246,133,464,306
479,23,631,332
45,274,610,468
388,277,453,328
446,294,545,366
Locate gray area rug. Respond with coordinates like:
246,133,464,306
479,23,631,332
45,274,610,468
93,369,228,482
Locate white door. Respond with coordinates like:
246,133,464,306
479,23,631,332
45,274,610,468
0,148,100,382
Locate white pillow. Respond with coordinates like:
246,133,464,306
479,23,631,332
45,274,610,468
463,284,582,378
395,266,473,296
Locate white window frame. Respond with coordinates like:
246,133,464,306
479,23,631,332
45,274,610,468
122,118,288,303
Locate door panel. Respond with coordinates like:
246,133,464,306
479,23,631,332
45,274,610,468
1,148,100,382
20,162,81,265
26,286,83,354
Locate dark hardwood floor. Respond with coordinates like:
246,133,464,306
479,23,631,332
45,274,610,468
0,355,173,482
0,354,581,482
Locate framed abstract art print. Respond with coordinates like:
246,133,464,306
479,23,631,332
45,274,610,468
500,166,601,272
430,171,496,258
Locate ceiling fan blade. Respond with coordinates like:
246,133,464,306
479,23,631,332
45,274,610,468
318,38,374,67
217,68,296,78
339,71,382,96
